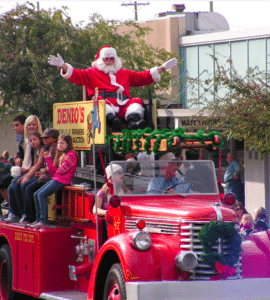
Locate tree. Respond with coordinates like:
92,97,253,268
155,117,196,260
187,57,270,155
0,3,179,126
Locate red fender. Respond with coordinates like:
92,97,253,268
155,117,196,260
87,231,180,299
242,230,270,278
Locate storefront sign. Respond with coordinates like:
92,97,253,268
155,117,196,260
180,118,219,127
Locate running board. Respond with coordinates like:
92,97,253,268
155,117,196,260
39,291,87,300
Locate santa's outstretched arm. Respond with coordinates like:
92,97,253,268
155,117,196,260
48,53,68,74
157,58,178,73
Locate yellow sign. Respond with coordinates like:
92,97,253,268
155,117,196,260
53,100,106,150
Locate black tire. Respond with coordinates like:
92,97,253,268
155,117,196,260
0,244,15,300
103,263,127,300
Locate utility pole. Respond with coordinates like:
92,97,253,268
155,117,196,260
121,1,150,21
210,1,213,12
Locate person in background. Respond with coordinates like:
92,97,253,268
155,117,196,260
48,46,178,131
137,152,155,177
12,114,27,163
224,152,241,195
20,128,59,224
239,213,254,240
254,206,269,232
93,164,131,216
4,116,43,223
0,115,27,208
2,151,9,163
32,134,77,229
230,200,248,223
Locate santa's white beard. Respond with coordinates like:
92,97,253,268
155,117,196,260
92,57,122,73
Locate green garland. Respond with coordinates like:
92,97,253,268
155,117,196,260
105,127,224,155
198,221,242,268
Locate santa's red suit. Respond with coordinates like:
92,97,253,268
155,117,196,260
61,46,161,125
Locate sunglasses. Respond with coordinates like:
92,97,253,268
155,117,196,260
103,57,115,61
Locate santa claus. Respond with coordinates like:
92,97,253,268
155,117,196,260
48,46,178,130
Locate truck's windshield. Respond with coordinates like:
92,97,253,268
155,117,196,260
108,160,218,196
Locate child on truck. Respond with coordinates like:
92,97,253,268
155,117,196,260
93,164,131,216
32,134,78,229
20,128,59,224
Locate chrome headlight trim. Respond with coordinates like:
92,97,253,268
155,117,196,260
175,251,198,271
133,231,152,251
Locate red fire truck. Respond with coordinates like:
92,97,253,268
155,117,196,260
1,100,270,300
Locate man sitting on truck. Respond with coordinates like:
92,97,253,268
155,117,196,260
147,152,189,194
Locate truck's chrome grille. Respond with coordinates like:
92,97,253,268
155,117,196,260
125,217,180,235
180,220,242,280
125,217,242,281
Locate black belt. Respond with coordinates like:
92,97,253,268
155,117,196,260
101,92,129,100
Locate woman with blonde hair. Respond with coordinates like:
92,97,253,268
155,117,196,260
20,115,43,173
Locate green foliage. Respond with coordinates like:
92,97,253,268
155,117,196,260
0,3,179,126
198,221,241,268
187,57,270,155
106,127,223,155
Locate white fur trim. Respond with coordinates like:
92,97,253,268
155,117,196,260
150,66,161,82
106,103,119,114
92,57,122,72
125,103,145,119
117,98,130,106
106,104,116,116
117,86,124,93
61,63,73,79
100,47,117,58
109,72,124,92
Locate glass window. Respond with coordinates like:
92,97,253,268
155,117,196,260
198,45,214,107
214,43,231,100
186,46,199,108
231,41,248,78
249,39,266,73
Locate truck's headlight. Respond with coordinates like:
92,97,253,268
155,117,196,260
133,231,152,251
175,251,198,271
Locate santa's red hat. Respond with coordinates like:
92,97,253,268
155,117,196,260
95,46,118,61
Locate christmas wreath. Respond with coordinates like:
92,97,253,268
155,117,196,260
198,221,242,268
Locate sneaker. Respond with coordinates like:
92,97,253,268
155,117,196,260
32,222,48,229
1,201,9,209
19,215,29,225
5,213,20,223
19,215,27,223
2,213,9,219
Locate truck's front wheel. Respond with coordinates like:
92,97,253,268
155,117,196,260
0,244,15,300
103,263,126,300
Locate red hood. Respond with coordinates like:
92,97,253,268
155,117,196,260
120,194,238,222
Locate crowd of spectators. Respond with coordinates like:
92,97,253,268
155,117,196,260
229,200,269,240
0,114,78,228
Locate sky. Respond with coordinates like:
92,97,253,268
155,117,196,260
0,0,270,31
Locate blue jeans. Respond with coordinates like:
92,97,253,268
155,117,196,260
8,175,24,216
34,180,64,223
21,177,43,222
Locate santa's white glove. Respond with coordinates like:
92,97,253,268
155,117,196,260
48,53,65,68
162,58,178,70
